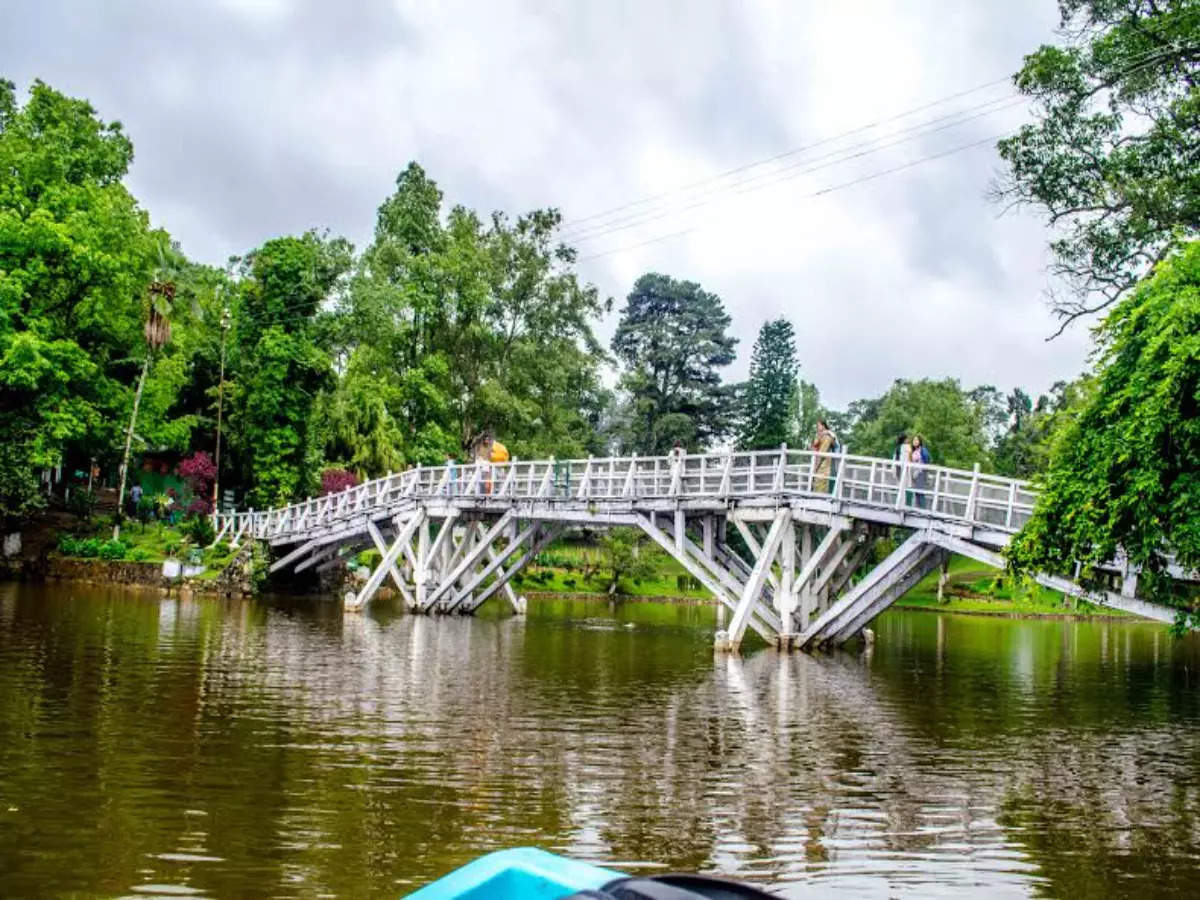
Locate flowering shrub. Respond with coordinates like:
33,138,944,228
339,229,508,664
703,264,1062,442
178,451,216,514
321,468,358,495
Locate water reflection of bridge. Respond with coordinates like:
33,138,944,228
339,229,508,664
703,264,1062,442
247,603,1200,894
214,448,1192,650
7,584,1195,896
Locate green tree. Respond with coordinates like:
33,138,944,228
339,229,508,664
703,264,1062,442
994,0,1200,332
330,163,608,471
598,527,659,594
792,379,823,447
229,232,353,507
1008,242,1199,613
0,79,158,526
842,378,993,468
612,273,737,454
738,318,798,450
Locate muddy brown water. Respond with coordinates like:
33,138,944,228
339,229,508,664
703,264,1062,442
1,582,1198,898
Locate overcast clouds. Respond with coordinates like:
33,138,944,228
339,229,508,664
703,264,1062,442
2,0,1091,409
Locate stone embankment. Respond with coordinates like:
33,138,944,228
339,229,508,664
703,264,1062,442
6,544,259,598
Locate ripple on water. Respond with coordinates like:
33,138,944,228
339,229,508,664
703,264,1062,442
2,587,1200,897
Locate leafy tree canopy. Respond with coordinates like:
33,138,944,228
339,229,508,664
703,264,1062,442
230,231,353,507
1008,241,1199,612
842,378,993,468
612,273,737,454
0,79,158,525
324,162,609,473
995,0,1200,332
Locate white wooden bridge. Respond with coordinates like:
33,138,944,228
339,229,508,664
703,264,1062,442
212,447,1190,651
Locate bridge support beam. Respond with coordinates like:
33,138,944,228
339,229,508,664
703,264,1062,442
800,531,944,649
635,513,779,645
346,511,425,612
925,532,1181,625
723,510,790,651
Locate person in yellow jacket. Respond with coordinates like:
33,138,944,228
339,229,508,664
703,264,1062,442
476,434,510,494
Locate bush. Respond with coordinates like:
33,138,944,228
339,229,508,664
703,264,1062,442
98,539,127,560
67,489,98,522
179,452,217,514
58,535,103,558
136,495,155,523
182,515,216,547
187,497,212,517
563,578,576,589
322,468,359,495
128,548,151,562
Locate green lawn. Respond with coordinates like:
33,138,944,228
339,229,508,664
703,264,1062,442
517,542,1132,619
54,520,238,575
893,556,1132,618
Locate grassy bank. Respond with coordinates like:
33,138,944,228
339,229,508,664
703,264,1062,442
500,542,1132,619
892,554,1131,618
52,520,238,581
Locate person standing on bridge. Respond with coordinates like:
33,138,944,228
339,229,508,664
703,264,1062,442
669,440,685,493
910,434,931,508
811,420,837,493
444,453,457,496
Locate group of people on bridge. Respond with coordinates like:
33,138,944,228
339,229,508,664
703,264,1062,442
423,424,936,507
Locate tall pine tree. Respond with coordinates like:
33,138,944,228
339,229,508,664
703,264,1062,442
738,318,798,450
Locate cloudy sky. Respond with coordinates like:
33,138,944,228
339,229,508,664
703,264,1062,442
3,0,1091,409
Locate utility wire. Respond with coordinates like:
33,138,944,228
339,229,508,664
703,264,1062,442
560,43,1192,244
558,75,1014,234
563,95,1027,244
577,132,1008,263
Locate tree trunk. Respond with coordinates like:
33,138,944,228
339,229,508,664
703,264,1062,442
113,354,150,540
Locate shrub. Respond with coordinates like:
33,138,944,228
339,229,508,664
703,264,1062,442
136,495,155,523
563,578,577,589
98,539,127,560
57,536,105,558
67,489,98,522
179,452,217,514
187,497,212,517
128,548,151,562
322,468,359,495
182,515,216,547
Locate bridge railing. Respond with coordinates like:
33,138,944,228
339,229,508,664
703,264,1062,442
214,447,1039,541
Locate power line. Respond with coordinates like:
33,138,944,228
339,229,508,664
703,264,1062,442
557,75,1015,235
562,95,1027,244
559,43,1194,245
576,132,1009,263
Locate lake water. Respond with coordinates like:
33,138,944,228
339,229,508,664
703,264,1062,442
1,581,1198,898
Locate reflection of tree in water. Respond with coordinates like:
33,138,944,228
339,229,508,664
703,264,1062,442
3,586,1199,898
867,612,1200,898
